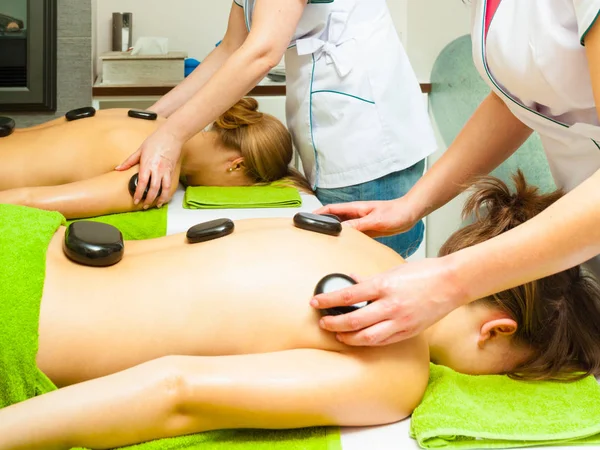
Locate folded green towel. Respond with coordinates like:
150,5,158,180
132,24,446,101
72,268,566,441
410,364,600,449
68,206,168,240
0,204,64,408
184,186,302,209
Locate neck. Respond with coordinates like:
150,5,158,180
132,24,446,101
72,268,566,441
422,327,439,363
181,131,214,177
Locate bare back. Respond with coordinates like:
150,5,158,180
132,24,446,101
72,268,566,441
37,219,428,387
0,109,164,190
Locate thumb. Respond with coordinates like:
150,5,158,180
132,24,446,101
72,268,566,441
115,149,142,171
344,214,380,233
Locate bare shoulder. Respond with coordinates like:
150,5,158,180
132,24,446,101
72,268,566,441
342,335,430,419
233,218,405,260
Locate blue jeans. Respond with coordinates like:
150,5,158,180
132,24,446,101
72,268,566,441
315,160,425,258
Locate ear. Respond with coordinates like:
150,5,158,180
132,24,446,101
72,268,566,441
477,318,518,349
228,156,245,172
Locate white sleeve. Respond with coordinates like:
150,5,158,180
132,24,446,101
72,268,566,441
234,0,243,7
574,0,600,44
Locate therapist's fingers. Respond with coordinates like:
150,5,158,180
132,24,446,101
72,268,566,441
116,149,141,171
313,202,372,222
156,171,173,209
311,279,379,311
319,300,388,333
143,170,164,209
375,330,415,347
342,216,390,236
134,168,152,206
335,320,404,347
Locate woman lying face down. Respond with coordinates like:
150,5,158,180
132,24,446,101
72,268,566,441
0,98,311,219
0,172,598,450
427,171,600,380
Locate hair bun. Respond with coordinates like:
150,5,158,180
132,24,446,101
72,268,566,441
215,98,263,130
464,170,563,232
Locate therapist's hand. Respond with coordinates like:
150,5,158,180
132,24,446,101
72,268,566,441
314,198,419,238
116,129,183,208
311,257,467,346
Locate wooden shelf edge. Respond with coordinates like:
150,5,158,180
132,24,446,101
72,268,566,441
93,83,433,97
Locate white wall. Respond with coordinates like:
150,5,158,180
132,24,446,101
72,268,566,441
94,0,232,77
405,0,472,256
405,0,471,81
93,1,409,78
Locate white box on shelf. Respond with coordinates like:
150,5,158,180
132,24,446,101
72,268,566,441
99,51,187,85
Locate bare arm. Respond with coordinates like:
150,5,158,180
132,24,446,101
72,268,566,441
449,19,600,302
317,92,533,237
406,92,532,221
162,0,306,143
316,21,600,344
116,0,306,207
0,348,427,450
0,166,179,219
150,3,249,118
448,167,600,303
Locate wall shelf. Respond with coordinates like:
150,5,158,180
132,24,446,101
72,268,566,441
92,81,432,98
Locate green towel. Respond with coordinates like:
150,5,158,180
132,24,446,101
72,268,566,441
0,204,339,450
410,364,600,449
110,427,341,450
184,186,302,209
68,206,168,240
0,204,64,408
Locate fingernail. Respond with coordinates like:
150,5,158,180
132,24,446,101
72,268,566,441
143,205,149,210
310,299,319,308
134,199,139,205
114,165,120,170
336,334,342,342
157,203,163,209
319,319,326,328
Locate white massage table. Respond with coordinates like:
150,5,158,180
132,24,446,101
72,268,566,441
165,186,600,450
166,188,323,234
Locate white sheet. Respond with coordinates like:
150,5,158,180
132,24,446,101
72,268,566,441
165,187,600,450
341,416,600,450
166,187,323,234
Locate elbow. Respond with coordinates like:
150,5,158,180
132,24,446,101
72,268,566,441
148,356,193,436
0,187,32,208
245,41,282,74
258,50,281,73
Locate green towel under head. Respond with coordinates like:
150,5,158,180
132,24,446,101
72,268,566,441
184,185,302,209
410,364,600,449
68,206,168,240
0,204,63,408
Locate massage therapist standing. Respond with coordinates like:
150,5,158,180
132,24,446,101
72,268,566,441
116,0,437,257
314,0,600,344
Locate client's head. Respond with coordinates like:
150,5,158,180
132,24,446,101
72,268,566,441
181,98,312,192
426,170,600,381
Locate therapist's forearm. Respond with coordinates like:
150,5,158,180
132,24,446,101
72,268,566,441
151,43,237,118
448,169,600,305
405,92,532,220
161,44,277,143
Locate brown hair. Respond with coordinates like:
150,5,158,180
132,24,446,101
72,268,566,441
439,170,600,381
212,98,313,193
